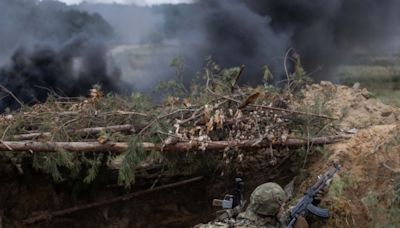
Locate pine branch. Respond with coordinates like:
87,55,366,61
118,137,146,187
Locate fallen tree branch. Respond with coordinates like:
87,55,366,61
161,135,350,151
138,109,195,135
176,100,228,125
205,74,336,120
0,135,351,154
22,176,203,225
22,110,148,117
10,124,136,141
248,104,337,120
284,48,294,91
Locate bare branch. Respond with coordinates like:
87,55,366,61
0,84,23,107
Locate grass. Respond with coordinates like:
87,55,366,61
337,65,400,107
372,90,400,107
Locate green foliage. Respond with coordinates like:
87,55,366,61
118,136,148,188
32,150,75,182
32,150,106,185
130,92,153,111
221,67,241,87
362,192,382,227
6,0,114,43
0,59,341,190
288,55,313,92
156,80,187,97
204,58,241,94
156,56,188,97
361,178,400,227
61,9,114,38
337,65,400,107
329,173,357,197
263,65,274,85
83,154,103,184
170,56,185,74
387,178,400,226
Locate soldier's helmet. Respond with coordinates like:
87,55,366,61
248,182,287,216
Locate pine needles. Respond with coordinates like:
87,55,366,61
118,136,147,188
32,150,75,182
0,59,342,188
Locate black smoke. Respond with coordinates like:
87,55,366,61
0,35,121,110
158,1,288,84
157,0,400,81
0,0,120,111
2,0,400,110
244,0,400,78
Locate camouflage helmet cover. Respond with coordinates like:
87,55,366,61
248,182,287,216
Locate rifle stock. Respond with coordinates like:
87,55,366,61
212,199,223,207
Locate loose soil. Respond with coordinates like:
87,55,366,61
297,82,400,228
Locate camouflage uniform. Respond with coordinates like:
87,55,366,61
195,182,289,228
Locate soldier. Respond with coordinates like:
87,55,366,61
195,182,325,228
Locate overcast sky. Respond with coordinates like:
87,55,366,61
55,0,192,5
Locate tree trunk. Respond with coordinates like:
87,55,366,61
0,135,350,154
10,124,136,140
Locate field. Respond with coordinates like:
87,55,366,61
337,62,400,107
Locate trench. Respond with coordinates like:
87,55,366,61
0,150,300,228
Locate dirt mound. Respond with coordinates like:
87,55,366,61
298,81,400,227
300,81,400,129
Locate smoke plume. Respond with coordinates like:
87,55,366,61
158,0,400,81
243,0,400,77
0,0,120,111
80,0,400,89
0,35,122,110
1,0,400,110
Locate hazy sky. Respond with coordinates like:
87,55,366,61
56,0,192,5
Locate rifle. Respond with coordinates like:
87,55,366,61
287,163,341,228
212,178,245,221
213,177,244,209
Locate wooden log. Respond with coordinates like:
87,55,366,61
11,124,136,140
22,110,148,117
0,135,350,154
